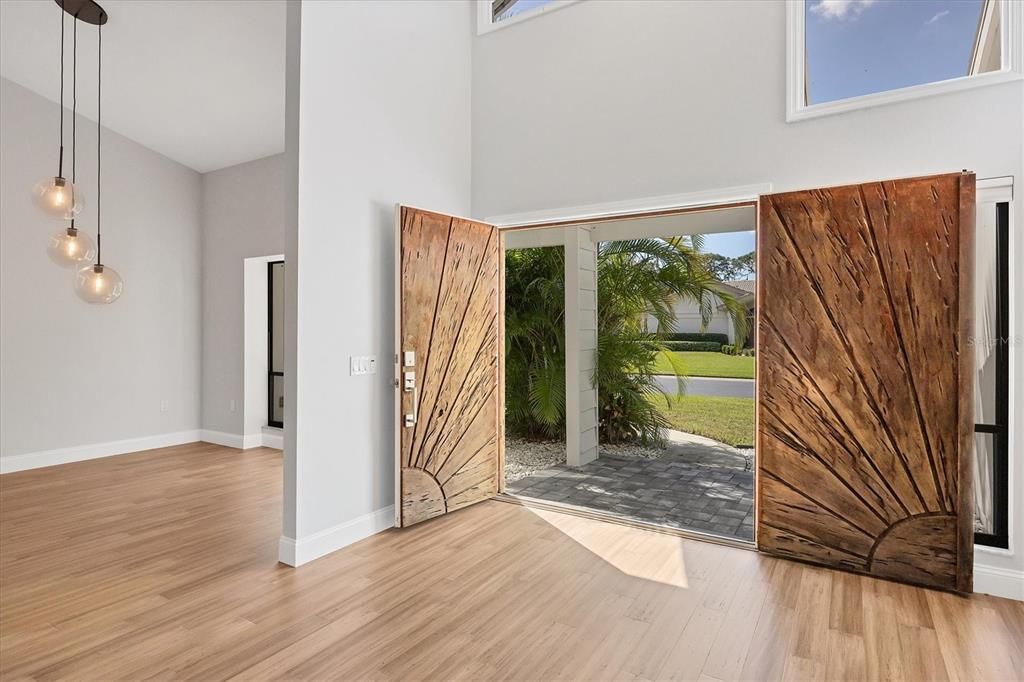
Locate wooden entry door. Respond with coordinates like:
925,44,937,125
395,206,504,527
757,173,975,592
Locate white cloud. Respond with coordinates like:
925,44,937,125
809,0,878,20
925,9,950,24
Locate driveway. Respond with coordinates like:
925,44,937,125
653,375,754,398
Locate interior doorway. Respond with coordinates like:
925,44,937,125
500,203,758,545
243,254,285,449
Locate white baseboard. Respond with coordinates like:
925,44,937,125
260,427,283,450
278,505,394,567
200,429,283,451
199,429,246,449
974,564,1024,601
0,430,202,474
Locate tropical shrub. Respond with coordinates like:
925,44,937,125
663,332,729,344
504,246,567,440
505,238,748,445
662,340,722,352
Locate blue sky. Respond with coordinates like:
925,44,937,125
806,0,984,104
702,231,755,259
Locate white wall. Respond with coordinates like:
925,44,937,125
471,1,1024,597
200,154,286,442
0,77,202,470
647,296,738,343
282,0,472,564
472,1,1021,213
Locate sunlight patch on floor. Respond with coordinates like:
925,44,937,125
523,505,697,589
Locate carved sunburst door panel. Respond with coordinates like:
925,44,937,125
397,207,503,527
757,173,975,592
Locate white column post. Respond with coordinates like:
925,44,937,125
565,226,599,466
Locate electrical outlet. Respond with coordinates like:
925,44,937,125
230,399,236,412
160,399,169,413
350,355,377,376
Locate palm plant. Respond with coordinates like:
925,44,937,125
505,247,567,439
596,236,748,444
505,236,747,445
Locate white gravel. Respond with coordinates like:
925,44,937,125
504,436,668,482
505,434,754,481
598,441,666,460
504,437,565,481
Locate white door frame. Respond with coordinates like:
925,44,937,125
483,183,772,228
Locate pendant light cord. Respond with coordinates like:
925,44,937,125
70,16,77,227
96,23,102,266
58,0,65,177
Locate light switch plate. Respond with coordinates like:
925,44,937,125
350,355,377,376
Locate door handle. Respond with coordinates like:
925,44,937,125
402,353,416,427
404,384,418,428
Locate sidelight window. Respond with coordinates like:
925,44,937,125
973,202,1009,548
268,260,284,428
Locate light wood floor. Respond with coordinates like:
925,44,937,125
1,443,1022,681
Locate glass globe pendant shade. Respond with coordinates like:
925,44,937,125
74,263,123,304
47,226,96,267
32,176,84,219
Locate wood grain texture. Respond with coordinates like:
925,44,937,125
2,446,1021,680
757,173,975,592
398,206,501,527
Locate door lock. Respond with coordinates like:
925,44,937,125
404,371,415,392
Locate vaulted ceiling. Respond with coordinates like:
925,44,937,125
0,0,286,173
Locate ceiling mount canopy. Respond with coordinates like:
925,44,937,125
55,0,107,26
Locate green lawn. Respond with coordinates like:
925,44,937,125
649,394,755,447
651,351,755,379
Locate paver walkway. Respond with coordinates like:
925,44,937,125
506,436,755,542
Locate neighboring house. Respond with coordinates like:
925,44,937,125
969,0,1001,76
646,279,755,346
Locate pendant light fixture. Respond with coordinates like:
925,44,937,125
72,8,122,304
49,15,96,267
33,1,84,220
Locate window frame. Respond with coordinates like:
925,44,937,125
476,0,581,35
786,0,1024,122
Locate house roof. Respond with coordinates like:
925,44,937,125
723,279,756,295
712,279,755,311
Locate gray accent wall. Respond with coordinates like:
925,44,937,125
0,77,202,459
200,154,286,437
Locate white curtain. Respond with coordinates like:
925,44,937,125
972,206,997,534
